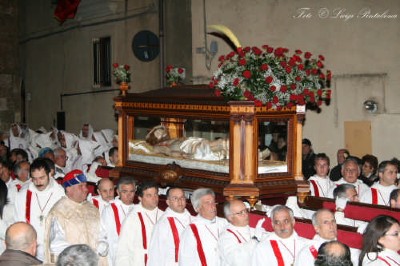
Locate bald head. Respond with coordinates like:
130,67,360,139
224,200,249,227
97,178,115,202
5,222,37,256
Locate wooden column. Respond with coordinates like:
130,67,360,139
224,101,259,205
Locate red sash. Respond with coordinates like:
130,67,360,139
310,180,319,197
25,190,32,223
378,256,392,266
309,245,318,259
167,217,180,262
138,212,148,265
371,188,378,204
92,198,99,209
226,229,242,243
270,240,285,266
111,203,121,236
190,224,207,266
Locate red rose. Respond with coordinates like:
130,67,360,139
285,66,292,74
124,65,130,70
304,52,312,59
214,89,221,97
267,47,274,53
233,78,240,86
290,94,297,102
238,59,247,66
166,65,173,72
270,85,276,92
243,70,252,79
319,73,325,79
295,49,302,55
254,100,263,107
280,61,287,67
227,51,235,58
113,63,119,68
298,64,305,70
327,70,332,80
273,96,279,104
178,68,184,74
274,47,284,57
311,69,318,75
304,88,310,95
276,106,282,111
319,55,325,61
262,45,269,50
317,89,323,96
243,47,251,52
237,47,243,54
290,84,297,90
209,81,215,89
265,76,273,84
260,64,269,71
218,55,225,62
306,70,311,76
280,85,287,93
252,46,262,55
266,102,273,109
288,59,296,67
317,61,324,68
295,76,302,82
244,90,254,100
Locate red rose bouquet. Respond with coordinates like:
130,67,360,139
113,63,131,84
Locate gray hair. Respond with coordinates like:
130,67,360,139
223,201,232,218
117,176,136,191
341,158,360,172
53,147,66,158
270,205,294,221
191,188,215,212
56,244,99,266
312,208,333,227
333,184,356,199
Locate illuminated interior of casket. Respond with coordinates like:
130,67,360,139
128,117,288,174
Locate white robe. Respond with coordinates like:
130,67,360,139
88,194,110,215
101,198,135,266
295,235,360,266
178,215,228,266
218,224,259,266
362,249,400,265
14,178,65,260
329,178,370,199
308,175,335,198
361,183,397,206
5,178,17,204
147,207,193,266
116,204,164,266
251,232,309,266
0,204,15,254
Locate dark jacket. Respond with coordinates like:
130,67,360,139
0,249,42,266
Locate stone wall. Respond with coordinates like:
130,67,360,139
0,0,19,132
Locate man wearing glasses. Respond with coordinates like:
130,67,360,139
328,157,369,199
147,187,193,266
218,199,268,266
178,188,228,266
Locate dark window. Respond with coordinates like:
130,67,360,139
93,37,111,87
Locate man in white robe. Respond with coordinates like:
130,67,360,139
44,169,109,265
329,158,369,199
218,199,268,266
361,160,398,205
116,180,164,266
308,153,335,198
12,160,31,191
252,205,309,266
178,188,228,266
147,187,193,266
101,176,136,265
88,178,114,214
0,161,18,203
14,158,65,260
295,209,359,266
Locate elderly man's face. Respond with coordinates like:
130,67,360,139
272,209,295,239
345,188,359,202
198,194,217,221
227,200,249,227
342,161,360,183
314,210,337,240
97,179,115,202
118,183,135,205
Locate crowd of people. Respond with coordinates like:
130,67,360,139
0,122,400,265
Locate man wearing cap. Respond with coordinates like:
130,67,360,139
302,138,316,180
44,169,109,265
14,158,65,261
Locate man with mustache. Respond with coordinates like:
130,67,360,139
14,158,65,261
252,205,309,266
